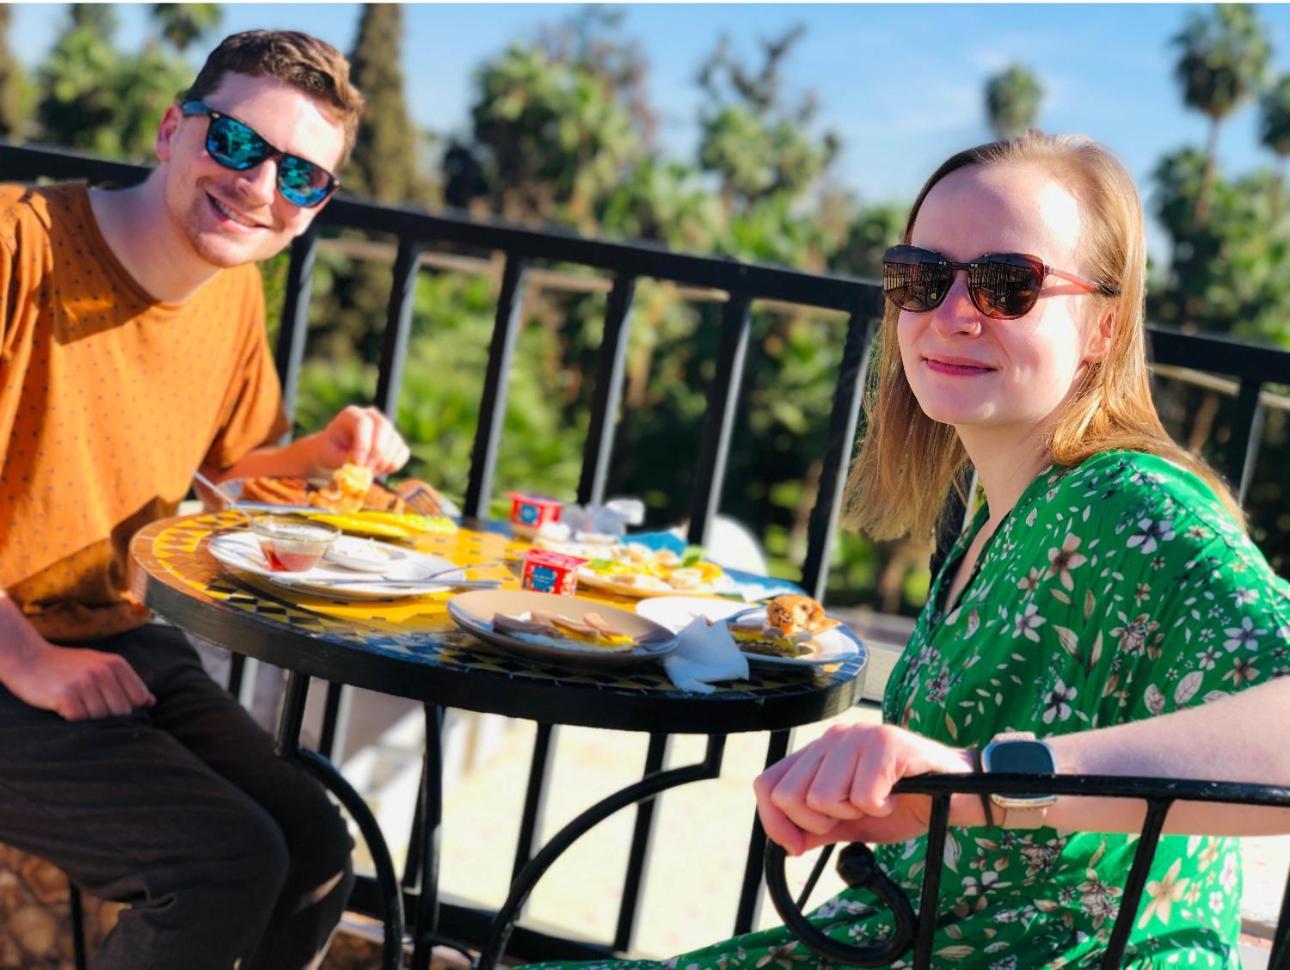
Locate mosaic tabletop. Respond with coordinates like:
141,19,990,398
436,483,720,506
129,512,866,733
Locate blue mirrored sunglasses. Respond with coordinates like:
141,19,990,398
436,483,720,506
180,101,339,208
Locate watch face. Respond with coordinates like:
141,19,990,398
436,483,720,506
984,739,1056,775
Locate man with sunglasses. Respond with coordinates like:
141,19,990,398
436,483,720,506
0,31,405,969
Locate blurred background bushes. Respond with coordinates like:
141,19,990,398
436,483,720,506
4,3,1287,610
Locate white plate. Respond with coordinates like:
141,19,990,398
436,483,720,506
208,531,464,600
447,589,679,667
721,606,864,667
575,565,733,599
633,596,750,632
325,536,413,573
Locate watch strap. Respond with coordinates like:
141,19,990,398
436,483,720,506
984,731,1055,830
969,747,996,828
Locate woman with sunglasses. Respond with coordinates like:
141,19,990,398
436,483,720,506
527,134,1289,968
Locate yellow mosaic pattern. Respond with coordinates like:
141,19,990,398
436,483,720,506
130,513,865,698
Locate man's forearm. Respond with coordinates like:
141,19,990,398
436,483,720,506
0,590,47,684
207,435,324,483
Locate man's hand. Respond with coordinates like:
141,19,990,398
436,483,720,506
753,722,975,855
310,405,411,477
3,640,156,721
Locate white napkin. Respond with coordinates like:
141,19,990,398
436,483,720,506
662,615,750,694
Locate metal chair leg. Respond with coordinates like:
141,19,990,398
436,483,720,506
69,880,88,970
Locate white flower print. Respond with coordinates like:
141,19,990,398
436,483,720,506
1127,517,1175,555
1111,612,1160,657
1232,587,1258,607
961,870,1002,896
1046,534,1088,590
1017,567,1043,593
1012,603,1045,641
1196,647,1220,671
1042,678,1077,724
1208,891,1225,914
1222,616,1265,652
1078,871,1122,928
1218,851,1238,893
1136,858,1189,928
1222,658,1259,687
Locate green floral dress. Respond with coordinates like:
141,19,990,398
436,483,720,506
526,450,1290,969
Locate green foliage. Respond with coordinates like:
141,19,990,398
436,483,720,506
0,7,31,140
152,4,220,53
1259,74,1290,158
294,273,586,507
343,4,429,205
1173,4,1270,124
694,27,839,211
985,63,1044,140
1150,147,1290,345
465,43,642,225
35,9,190,161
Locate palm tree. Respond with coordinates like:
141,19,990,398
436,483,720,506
1259,74,1290,215
985,63,1043,140
1172,4,1271,222
151,5,220,54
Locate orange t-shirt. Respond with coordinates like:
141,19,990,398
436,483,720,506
0,183,289,641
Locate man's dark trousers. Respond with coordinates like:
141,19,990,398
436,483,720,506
0,623,354,969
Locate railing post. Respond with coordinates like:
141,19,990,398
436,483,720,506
275,229,319,428
375,238,425,419
800,293,881,598
687,294,752,547
577,275,637,506
1228,379,1266,506
464,255,528,519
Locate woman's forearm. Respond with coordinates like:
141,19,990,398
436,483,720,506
1034,679,1290,835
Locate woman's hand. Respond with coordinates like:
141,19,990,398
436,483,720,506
753,723,974,855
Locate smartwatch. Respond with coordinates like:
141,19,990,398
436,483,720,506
980,731,1058,829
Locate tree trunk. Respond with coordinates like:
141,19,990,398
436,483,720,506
1197,118,1221,227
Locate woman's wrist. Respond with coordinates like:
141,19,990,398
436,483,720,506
946,747,990,828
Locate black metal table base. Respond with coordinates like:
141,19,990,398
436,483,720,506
276,672,406,970
478,733,729,968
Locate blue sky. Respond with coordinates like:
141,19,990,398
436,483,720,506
11,3,1290,256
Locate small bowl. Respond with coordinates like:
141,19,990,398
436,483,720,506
251,515,339,573
325,536,411,573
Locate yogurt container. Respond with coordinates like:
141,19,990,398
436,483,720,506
510,493,564,538
520,549,586,596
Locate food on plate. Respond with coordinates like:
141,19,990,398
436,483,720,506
238,465,453,518
310,462,373,514
307,510,457,539
570,543,726,595
250,516,338,573
765,594,840,638
242,476,311,506
491,610,638,652
729,595,837,659
520,549,586,596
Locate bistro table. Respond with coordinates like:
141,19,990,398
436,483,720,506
128,510,867,969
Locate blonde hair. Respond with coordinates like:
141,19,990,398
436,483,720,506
844,132,1241,541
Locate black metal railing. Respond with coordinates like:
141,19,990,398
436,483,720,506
765,775,1290,969
6,142,1289,966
